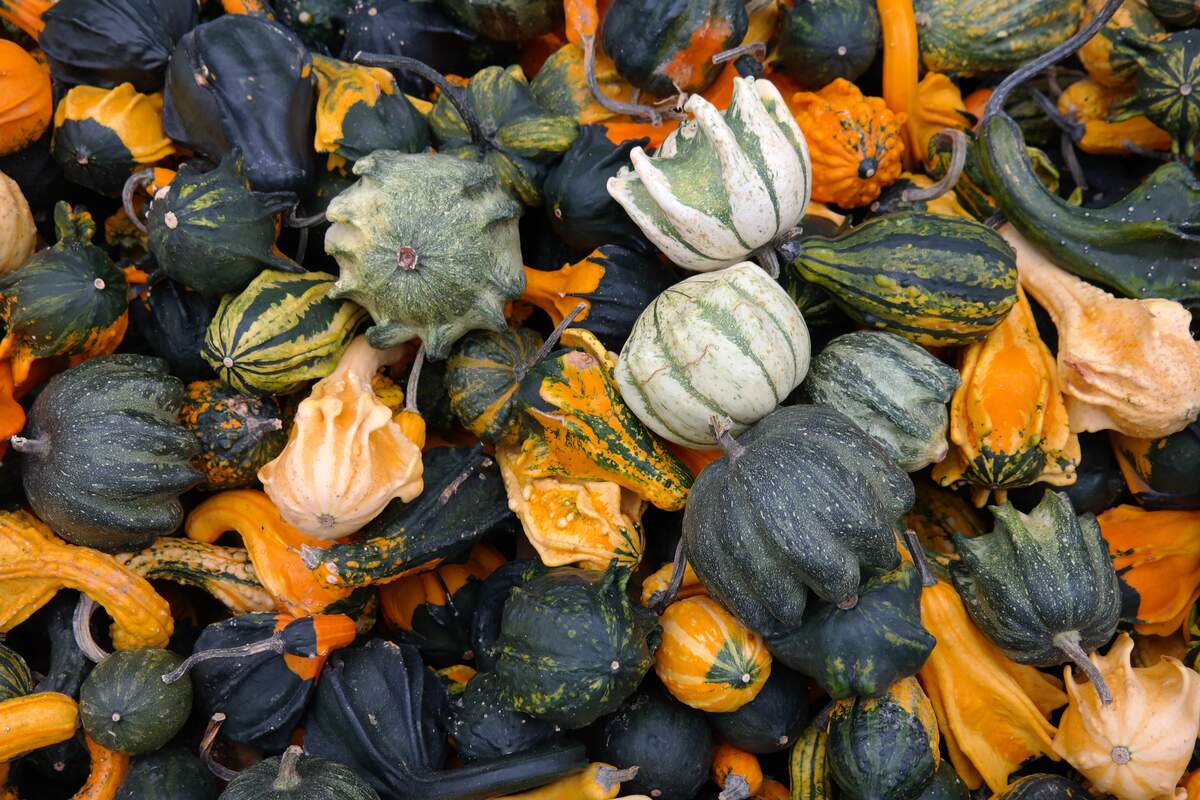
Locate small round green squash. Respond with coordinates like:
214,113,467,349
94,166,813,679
219,746,380,800
770,0,881,91
80,648,193,756
707,663,809,753
116,748,218,800
995,774,1097,800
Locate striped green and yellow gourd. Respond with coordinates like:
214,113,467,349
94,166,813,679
790,725,835,800
914,0,1082,76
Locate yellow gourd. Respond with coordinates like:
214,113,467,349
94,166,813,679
1053,633,1200,800
497,763,639,799
1100,505,1200,636
72,736,130,800
259,335,425,539
713,743,764,800
0,170,35,275
639,559,706,607
1057,78,1171,156
379,543,506,632
0,692,78,761
1004,226,1200,439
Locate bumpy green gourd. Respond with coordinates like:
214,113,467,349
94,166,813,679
1112,29,1200,158
325,152,526,360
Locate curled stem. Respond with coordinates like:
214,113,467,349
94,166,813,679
902,128,968,203
121,169,155,236
522,302,587,374
284,207,327,228
162,634,285,684
581,34,684,125
199,713,240,783
72,595,109,663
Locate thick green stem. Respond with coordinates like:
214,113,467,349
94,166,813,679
273,746,305,791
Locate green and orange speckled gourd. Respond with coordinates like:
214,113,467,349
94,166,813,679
324,151,526,360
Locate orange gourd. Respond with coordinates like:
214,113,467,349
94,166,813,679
0,692,78,761
1057,78,1171,156
0,0,50,39
72,737,130,800
1100,505,1200,636
0,41,52,157
639,559,706,607
379,543,506,632
0,361,23,460
712,743,763,800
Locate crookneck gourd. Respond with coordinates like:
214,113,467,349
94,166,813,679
616,262,810,450
607,76,812,272
1052,633,1200,800
950,490,1122,704
1100,504,1200,636
1002,226,1200,439
683,404,914,638
325,151,526,359
0,202,129,384
12,354,202,552
932,284,1080,506
114,537,274,615
312,54,430,162
0,692,80,762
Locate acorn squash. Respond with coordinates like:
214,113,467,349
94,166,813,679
447,670,559,762
128,279,217,383
312,54,430,161
437,0,561,42
180,380,286,491
446,326,543,442
1079,0,1165,87
220,746,381,800
78,649,191,756
708,662,808,754
0,41,52,158
1112,29,1200,157
1145,0,1199,24
115,748,217,800
771,0,881,91
1111,424,1200,509
471,560,547,672
995,775,1097,799
913,0,1082,75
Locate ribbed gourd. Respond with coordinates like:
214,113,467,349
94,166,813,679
311,54,430,162
802,331,960,472
325,151,526,359
202,269,366,397
1111,29,1200,157
179,379,287,491
913,0,1082,75
0,170,36,274
615,262,811,449
770,0,881,91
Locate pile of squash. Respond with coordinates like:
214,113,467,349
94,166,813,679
0,0,1199,797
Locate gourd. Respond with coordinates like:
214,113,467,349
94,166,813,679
708,662,808,753
767,562,934,699
163,15,316,193
1145,0,1199,24
51,84,179,196
0,41,52,158
179,380,286,491
312,55,429,162
76,735,132,800
38,0,198,92
1100,505,1200,636
1078,0,1165,87
219,746,381,800
0,692,79,761
0,202,129,384
950,490,1122,704
115,538,275,615
493,563,660,728
913,0,1082,75
683,405,914,638
780,212,1018,347
1052,633,1200,800
1111,424,1200,509
932,284,1080,506
437,0,561,42
712,743,763,800
0,170,35,275
447,670,559,762
607,76,812,273
1056,78,1171,156
12,354,202,552
654,595,771,712
115,748,218,800
592,682,714,800
202,269,366,396
446,327,543,442
640,559,706,607
827,677,940,800
471,561,548,672
916,764,969,800
496,763,639,799
615,262,810,450
324,151,525,359
276,0,352,53
78,649,192,755
789,725,833,800
1111,29,1200,157
259,335,423,539
600,0,748,97
529,42,636,128
429,63,579,207
791,79,905,209
995,775,1097,799
802,331,960,472
146,153,302,300
128,278,217,383
770,0,881,91
1003,225,1200,439
521,246,676,352
0,644,32,702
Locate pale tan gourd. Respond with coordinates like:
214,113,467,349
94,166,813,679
1052,633,1200,800
0,171,35,275
1001,226,1200,439
258,335,424,539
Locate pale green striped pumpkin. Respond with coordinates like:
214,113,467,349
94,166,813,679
202,270,367,396
606,76,812,273
615,262,810,449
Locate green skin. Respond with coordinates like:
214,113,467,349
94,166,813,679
446,327,543,442
79,649,193,756
914,0,1080,75
447,671,558,763
709,663,808,753
438,0,562,42
827,691,939,800
220,749,380,800
995,775,1098,800
0,644,32,703
916,764,971,800
1112,29,1200,158
115,748,218,800
771,0,880,91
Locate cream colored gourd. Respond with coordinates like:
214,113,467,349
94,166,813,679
1001,226,1200,439
0,171,35,275
258,336,423,538
607,76,811,272
616,262,810,449
1052,633,1200,800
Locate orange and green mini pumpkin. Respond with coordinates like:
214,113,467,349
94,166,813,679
1078,0,1165,88
311,55,429,162
0,41,52,158
179,380,288,492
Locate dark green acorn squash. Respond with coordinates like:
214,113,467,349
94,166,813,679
0,643,32,702
220,746,381,800
950,490,1122,703
767,561,934,700
771,0,881,91
128,279,217,383
429,64,580,207
147,154,302,298
13,354,203,552
601,0,748,97
305,639,588,799
38,0,198,91
1112,424,1200,510
202,269,366,396
436,0,561,42
447,670,559,762
683,405,914,638
446,327,543,442
913,0,1081,75
779,213,1018,346
541,125,652,255
79,648,193,756
276,0,354,54
179,380,287,491
592,681,713,800
470,560,547,672
162,15,317,194
0,129,63,214
1146,0,1199,25
995,774,1097,799
789,724,833,800
917,763,970,800
827,678,940,800
707,662,808,754
301,447,513,589
1112,29,1200,158
0,202,128,380
493,563,660,728
116,748,218,800
312,54,430,162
